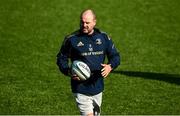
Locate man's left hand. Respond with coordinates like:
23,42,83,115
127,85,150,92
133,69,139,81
101,64,112,78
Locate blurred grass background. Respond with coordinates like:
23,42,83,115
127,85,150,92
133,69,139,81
0,0,180,114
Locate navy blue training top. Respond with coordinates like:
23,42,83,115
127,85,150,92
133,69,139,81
57,28,120,95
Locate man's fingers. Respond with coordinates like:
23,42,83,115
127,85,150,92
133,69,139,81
101,68,105,72
101,63,112,78
101,71,105,76
72,76,80,81
102,73,107,77
101,70,108,78
101,64,106,66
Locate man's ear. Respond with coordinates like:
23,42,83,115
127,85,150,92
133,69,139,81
94,19,97,26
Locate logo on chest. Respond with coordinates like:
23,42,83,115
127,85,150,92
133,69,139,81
89,44,93,52
77,41,84,47
77,39,103,52
96,39,102,45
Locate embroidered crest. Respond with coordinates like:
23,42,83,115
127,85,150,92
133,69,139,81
96,39,102,45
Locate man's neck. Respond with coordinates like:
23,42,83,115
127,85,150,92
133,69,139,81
88,29,94,35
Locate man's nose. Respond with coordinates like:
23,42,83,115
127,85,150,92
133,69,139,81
83,23,87,27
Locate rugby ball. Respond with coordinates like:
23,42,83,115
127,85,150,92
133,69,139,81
71,60,91,81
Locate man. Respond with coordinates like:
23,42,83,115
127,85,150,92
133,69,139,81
57,9,120,115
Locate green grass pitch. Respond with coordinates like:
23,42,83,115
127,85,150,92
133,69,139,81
0,0,180,115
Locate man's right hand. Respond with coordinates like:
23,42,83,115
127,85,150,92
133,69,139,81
72,74,81,81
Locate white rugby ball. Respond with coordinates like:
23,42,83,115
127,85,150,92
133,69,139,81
71,60,91,81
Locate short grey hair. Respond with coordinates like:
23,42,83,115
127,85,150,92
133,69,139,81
80,9,96,20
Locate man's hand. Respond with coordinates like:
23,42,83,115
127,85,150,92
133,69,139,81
101,64,112,78
72,74,81,81
70,69,80,81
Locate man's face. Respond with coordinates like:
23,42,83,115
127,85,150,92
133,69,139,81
80,13,96,35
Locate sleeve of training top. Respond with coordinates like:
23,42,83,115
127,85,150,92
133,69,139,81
56,37,71,76
104,34,120,69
